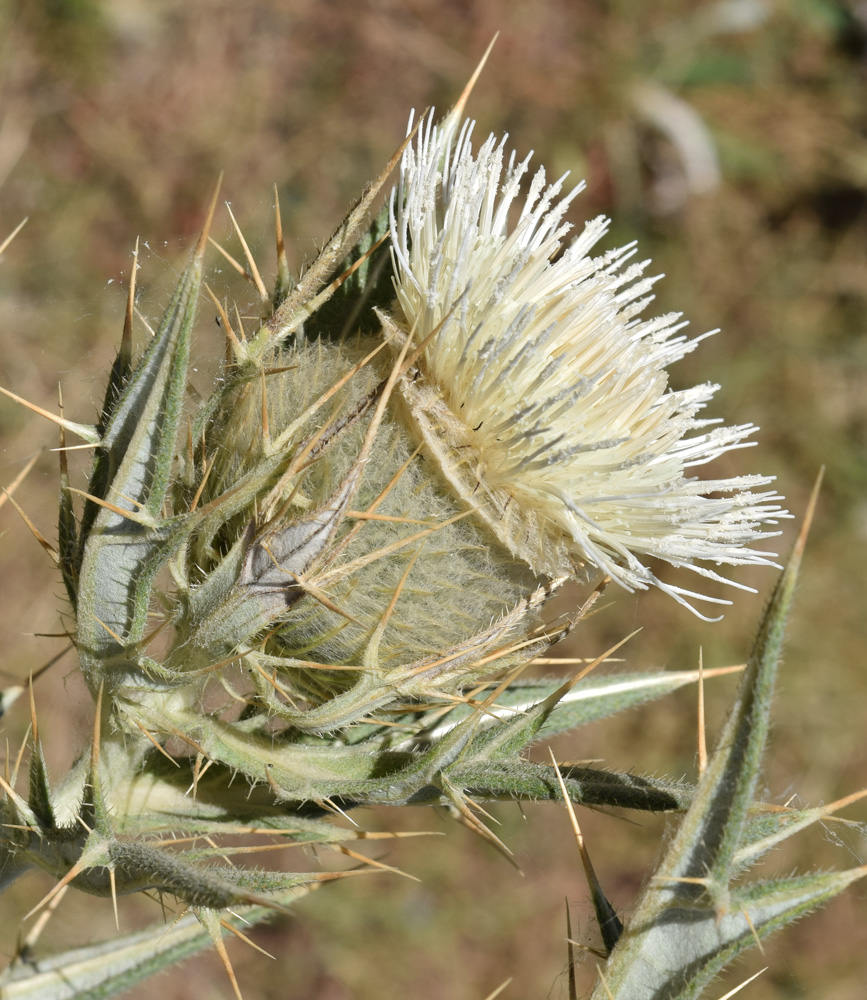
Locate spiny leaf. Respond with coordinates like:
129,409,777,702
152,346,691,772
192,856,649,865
75,188,217,688
0,889,310,1000
588,482,821,1000
448,761,692,812
599,867,867,1000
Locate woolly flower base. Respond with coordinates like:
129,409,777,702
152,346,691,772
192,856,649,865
388,112,788,616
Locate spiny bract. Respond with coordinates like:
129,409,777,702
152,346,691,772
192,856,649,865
0,93,860,1000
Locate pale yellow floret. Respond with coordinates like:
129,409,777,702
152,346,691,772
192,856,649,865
389,112,788,616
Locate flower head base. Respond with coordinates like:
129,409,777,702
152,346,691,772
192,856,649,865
389,113,788,616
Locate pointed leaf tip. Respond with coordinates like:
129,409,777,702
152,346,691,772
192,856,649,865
195,174,224,260
791,466,823,565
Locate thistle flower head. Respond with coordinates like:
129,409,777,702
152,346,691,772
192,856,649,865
389,112,788,616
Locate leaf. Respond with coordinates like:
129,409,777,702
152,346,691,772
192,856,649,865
0,889,308,1000
588,485,828,1000
75,194,215,688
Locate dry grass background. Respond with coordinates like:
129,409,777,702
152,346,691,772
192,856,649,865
1,1,866,997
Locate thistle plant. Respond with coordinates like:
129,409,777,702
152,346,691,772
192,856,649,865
0,70,863,999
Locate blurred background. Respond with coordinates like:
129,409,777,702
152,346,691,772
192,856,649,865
1,0,866,997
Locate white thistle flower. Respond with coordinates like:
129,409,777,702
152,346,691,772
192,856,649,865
388,112,788,617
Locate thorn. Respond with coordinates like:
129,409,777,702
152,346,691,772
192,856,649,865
441,775,517,866
549,749,622,955
314,510,474,588
204,834,235,867
28,676,38,745
691,663,745,681
273,185,290,295
276,316,418,545
49,441,100,453
57,384,71,504
208,237,257,291
311,231,388,306
109,866,119,930
317,796,359,827
134,305,156,339
187,753,216,797
567,938,607,960
0,217,28,258
354,829,443,841
267,336,392,462
91,615,125,645
219,918,276,960
736,907,765,955
106,488,148,510
11,726,31,786
469,629,559,672
697,647,707,776
326,444,425,564
65,486,152,524
179,648,252,680
260,369,270,447
199,841,293,860
539,627,641,716
0,386,99,443
133,720,180,766
1,488,60,565
211,923,244,1000
150,834,206,848
189,453,216,512
795,466,824,561
158,894,175,924
480,978,512,1000
387,294,462,380
309,867,386,885
532,656,622,665
233,303,248,342
650,874,711,888
204,284,242,356
195,174,224,261
141,613,175,650
363,545,423,666
333,845,420,881
346,510,436,526
121,237,139,370
246,656,294,701
17,883,68,958
565,898,577,1000
0,451,40,514
354,715,417,730
258,546,361,625
24,860,87,920
817,785,867,816
441,35,498,136
224,202,268,301
0,773,34,819
595,965,615,1000
715,966,768,999
266,117,424,345
91,682,104,773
